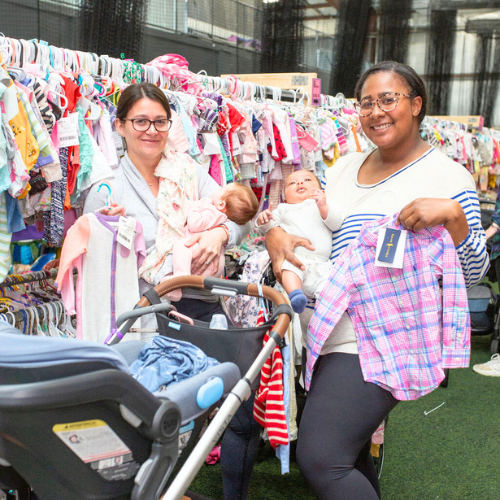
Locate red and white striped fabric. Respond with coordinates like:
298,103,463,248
253,319,289,449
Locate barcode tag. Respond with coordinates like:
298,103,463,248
117,216,136,251
58,113,80,147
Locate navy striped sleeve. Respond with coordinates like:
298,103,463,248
329,213,385,263
453,189,489,288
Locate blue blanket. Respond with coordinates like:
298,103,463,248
130,336,220,392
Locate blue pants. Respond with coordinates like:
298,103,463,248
221,392,261,500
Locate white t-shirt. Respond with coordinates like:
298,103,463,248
315,147,488,355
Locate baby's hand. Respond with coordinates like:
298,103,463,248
257,203,275,226
311,190,329,220
310,189,327,208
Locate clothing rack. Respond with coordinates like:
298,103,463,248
0,36,326,106
0,269,74,337
432,115,484,131
0,300,65,328
0,269,58,288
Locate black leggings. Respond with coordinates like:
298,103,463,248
297,353,399,500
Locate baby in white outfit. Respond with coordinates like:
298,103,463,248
256,170,344,313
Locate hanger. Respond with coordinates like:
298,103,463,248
95,182,114,212
7,66,27,82
78,95,102,121
47,88,68,114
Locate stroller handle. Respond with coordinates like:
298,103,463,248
137,275,291,341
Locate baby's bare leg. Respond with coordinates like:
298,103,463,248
282,269,308,314
282,269,304,296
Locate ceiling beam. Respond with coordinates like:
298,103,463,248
322,0,340,8
300,3,330,8
430,1,500,9
305,14,338,20
466,18,500,33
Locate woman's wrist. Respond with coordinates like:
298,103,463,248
443,200,470,245
214,224,229,245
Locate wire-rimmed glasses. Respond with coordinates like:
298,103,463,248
355,92,412,117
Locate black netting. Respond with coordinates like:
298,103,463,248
377,0,412,63
260,0,306,73
425,9,457,115
329,0,372,96
79,0,148,60
472,34,500,127
0,0,81,50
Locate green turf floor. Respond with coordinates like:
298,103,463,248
189,334,500,500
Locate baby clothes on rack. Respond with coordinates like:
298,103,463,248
0,269,75,337
56,213,146,342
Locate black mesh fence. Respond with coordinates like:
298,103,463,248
0,0,264,74
425,9,457,116
186,0,261,48
0,0,81,50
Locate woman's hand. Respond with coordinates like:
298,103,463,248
100,203,126,217
266,227,315,282
485,225,499,240
186,227,227,275
397,198,469,245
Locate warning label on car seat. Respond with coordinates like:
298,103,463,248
53,419,139,481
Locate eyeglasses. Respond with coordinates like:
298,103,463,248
355,92,412,117
123,118,172,132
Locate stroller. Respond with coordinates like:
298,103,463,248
466,197,500,356
439,198,500,388
0,276,292,500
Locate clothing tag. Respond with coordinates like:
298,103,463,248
375,227,407,269
117,216,135,250
58,113,79,147
377,228,401,263
113,131,125,157
231,132,242,156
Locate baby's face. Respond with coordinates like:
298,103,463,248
284,171,321,204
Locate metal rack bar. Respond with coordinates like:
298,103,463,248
0,269,58,288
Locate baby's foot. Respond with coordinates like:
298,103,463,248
289,289,307,314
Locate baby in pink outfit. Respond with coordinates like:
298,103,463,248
168,182,258,299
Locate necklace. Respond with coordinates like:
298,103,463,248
148,182,153,186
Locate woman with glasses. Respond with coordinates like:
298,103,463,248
83,82,259,500
84,82,249,299
266,61,488,499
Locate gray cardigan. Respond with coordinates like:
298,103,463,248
83,153,250,299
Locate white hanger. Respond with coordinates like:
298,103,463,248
0,34,12,66
47,88,68,113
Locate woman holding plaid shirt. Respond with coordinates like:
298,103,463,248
266,62,488,500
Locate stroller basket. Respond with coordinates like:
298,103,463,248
467,283,497,333
128,276,287,389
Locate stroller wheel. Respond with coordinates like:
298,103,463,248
371,442,385,479
491,338,500,356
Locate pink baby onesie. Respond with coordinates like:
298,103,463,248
168,198,227,300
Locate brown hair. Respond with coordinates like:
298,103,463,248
116,82,171,121
222,183,259,225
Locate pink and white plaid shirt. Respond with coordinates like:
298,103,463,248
306,217,471,401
